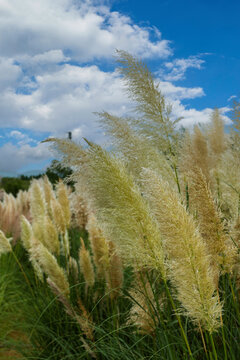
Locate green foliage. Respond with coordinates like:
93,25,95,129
0,160,73,196
45,159,73,185
0,177,31,196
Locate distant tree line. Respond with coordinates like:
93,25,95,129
0,160,73,196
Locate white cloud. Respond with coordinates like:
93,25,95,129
158,81,205,100
0,57,22,91
161,56,205,81
227,95,237,102
0,0,229,175
8,130,37,145
0,0,171,61
172,101,231,127
0,63,210,140
16,50,70,77
0,142,51,173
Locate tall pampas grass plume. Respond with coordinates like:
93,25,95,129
29,180,46,221
79,237,95,288
86,214,109,278
0,230,12,255
56,181,71,228
141,168,221,332
30,241,70,297
187,166,236,279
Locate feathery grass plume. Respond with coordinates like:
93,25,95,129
43,175,55,217
30,241,69,297
77,298,95,342
79,237,95,288
86,213,111,278
231,217,240,299
51,197,66,233
31,257,44,282
20,215,33,251
219,149,240,218
69,256,79,282
208,108,226,161
16,190,30,223
32,221,46,246
231,216,240,258
20,216,44,281
0,193,19,239
97,111,176,188
0,230,12,255
29,179,46,221
187,167,236,279
141,168,221,332
0,200,3,221
115,50,180,156
62,230,70,260
180,125,211,184
82,143,166,276
44,216,60,255
43,137,88,169
230,99,240,151
70,192,89,229
0,191,30,242
0,194,14,234
56,181,71,228
105,241,123,299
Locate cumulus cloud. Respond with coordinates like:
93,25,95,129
0,142,51,174
0,0,229,175
0,0,171,61
0,57,22,91
0,63,210,138
8,130,37,146
158,81,205,100
160,56,205,81
172,101,231,127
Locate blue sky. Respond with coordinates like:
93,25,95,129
0,0,239,175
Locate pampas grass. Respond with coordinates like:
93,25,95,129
1,52,240,359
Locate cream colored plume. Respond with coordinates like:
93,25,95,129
188,167,236,278
70,192,89,229
218,149,240,218
208,109,226,161
86,214,109,278
44,216,60,255
141,168,221,332
43,175,55,216
20,215,33,251
69,256,79,282
79,238,95,288
80,145,165,277
31,216,60,255
0,230,12,255
97,111,176,189
56,181,71,228
180,125,211,184
115,50,180,156
29,180,46,221
105,241,123,299
31,241,69,296
51,198,66,233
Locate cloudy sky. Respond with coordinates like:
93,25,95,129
0,0,239,175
